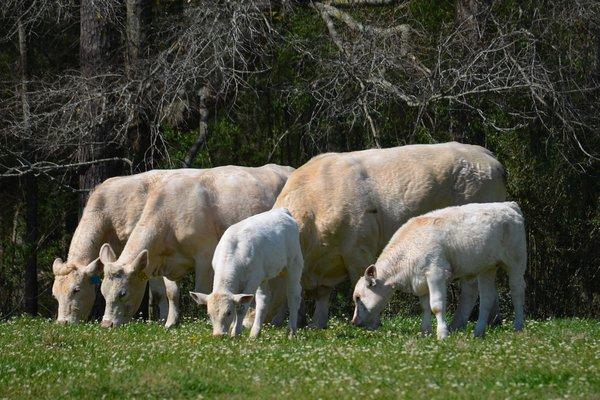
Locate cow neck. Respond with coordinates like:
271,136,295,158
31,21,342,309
66,210,107,267
118,221,163,265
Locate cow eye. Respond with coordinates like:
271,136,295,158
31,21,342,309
73,286,80,293
119,290,127,297
226,311,232,317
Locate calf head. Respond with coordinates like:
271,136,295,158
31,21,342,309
52,257,103,324
99,243,151,327
351,265,392,330
189,291,254,336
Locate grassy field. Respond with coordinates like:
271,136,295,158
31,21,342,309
0,317,598,399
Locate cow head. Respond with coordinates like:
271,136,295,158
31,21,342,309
52,257,102,324
99,243,150,327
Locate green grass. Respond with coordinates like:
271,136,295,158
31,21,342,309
0,317,599,399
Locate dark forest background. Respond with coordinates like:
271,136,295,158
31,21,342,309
0,0,598,320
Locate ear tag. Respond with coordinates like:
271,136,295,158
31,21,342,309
90,276,102,285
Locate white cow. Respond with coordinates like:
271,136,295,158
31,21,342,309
352,202,527,340
190,208,303,338
99,165,294,328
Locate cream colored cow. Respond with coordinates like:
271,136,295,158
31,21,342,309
52,170,177,324
352,202,527,339
274,142,507,328
99,164,294,328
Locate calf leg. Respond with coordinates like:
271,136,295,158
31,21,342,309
250,284,270,338
310,286,332,329
488,293,502,326
426,269,449,340
449,278,478,331
164,278,180,329
419,294,432,335
233,303,251,337
508,270,526,332
474,269,497,337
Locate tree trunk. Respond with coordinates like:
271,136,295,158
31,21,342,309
79,0,121,319
23,173,38,316
18,4,38,316
183,87,211,167
78,0,120,209
126,0,152,171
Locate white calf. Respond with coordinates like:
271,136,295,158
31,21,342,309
352,202,527,340
190,208,303,338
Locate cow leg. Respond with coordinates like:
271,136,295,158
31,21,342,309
149,277,168,322
286,258,303,337
164,278,180,329
426,268,449,340
148,279,157,321
449,278,478,331
297,298,307,328
270,303,287,327
194,258,213,294
250,284,270,338
474,269,497,337
310,285,332,329
419,294,432,335
158,294,169,322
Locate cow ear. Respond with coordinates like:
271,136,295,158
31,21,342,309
365,265,377,287
52,258,65,275
232,294,254,304
82,258,103,277
99,243,117,265
131,250,149,274
189,292,209,305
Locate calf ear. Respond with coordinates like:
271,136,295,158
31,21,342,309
99,243,117,265
189,292,209,305
365,264,377,286
82,258,103,277
232,294,254,304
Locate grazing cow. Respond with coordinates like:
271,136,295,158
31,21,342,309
190,208,303,338
99,164,293,328
274,142,507,328
52,170,176,324
352,202,527,339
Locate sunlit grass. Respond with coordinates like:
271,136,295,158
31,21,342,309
0,317,598,399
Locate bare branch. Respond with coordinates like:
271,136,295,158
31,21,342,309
0,156,133,178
